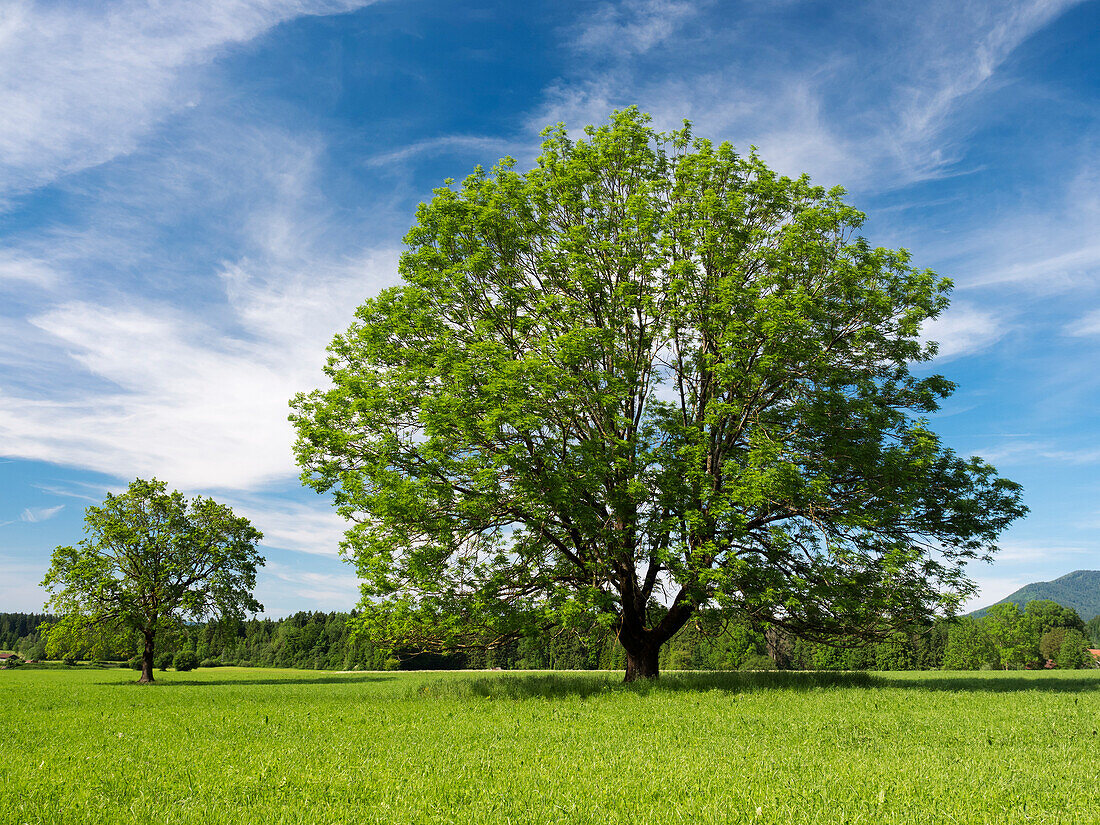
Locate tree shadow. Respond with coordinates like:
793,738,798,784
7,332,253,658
414,669,1100,700
113,673,396,687
878,672,1100,694
413,670,877,700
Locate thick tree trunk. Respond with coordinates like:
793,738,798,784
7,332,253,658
139,632,155,684
623,643,661,682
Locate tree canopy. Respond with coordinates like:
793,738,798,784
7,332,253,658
42,478,264,683
291,108,1026,680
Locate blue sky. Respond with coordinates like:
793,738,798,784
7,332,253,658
1,0,1098,617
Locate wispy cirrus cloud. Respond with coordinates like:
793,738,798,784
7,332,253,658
870,0,1082,173
362,134,526,168
0,253,57,287
0,503,63,529
989,540,1095,564
1065,309,1100,337
539,0,1086,188
0,114,401,491
952,160,1100,292
570,0,702,57
0,244,398,490
0,0,379,197
224,496,352,558
31,481,111,504
921,303,1009,361
263,561,361,607
19,504,64,523
970,439,1100,466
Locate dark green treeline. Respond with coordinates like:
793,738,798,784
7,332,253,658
3,600,1098,671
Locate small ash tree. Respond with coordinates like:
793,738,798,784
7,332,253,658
42,479,264,683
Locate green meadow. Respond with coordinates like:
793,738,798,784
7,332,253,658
4,667,1100,824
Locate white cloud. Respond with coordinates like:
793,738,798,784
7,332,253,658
920,304,1008,361
226,497,352,557
0,241,397,490
0,108,402,491
0,253,58,287
533,0,1085,189
30,481,114,503
965,240,1100,291
19,504,64,523
362,135,525,168
876,0,1081,172
571,0,701,57
970,438,1100,466
0,0,377,197
270,564,360,593
988,540,1094,564
944,157,1100,292
1066,309,1100,337
532,70,867,187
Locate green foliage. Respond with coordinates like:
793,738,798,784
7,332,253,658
940,618,997,670
984,603,1037,669
1056,629,1089,670
2,600,1088,677
1024,599,1084,634
1040,627,1067,662
291,108,1025,677
0,613,52,660
155,652,174,671
199,659,221,668
41,479,264,683
173,650,199,672
1086,614,1100,648
126,656,142,670
5,667,1100,824
873,638,915,671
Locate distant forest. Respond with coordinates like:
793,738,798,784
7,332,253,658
4,600,1099,672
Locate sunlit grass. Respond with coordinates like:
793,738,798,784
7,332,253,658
5,667,1100,823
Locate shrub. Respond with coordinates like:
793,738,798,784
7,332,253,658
156,652,174,671
127,655,143,670
173,650,199,672
739,653,777,671
199,658,221,668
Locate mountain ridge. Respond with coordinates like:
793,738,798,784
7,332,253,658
970,570,1100,619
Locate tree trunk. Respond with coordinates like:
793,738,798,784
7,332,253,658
139,632,155,684
623,643,660,682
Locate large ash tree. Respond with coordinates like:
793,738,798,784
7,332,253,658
292,109,1025,681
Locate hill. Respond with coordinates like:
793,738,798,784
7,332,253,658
972,570,1100,620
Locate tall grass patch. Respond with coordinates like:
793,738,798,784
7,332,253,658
4,667,1100,824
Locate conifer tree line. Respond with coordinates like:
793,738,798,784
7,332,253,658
3,600,1097,671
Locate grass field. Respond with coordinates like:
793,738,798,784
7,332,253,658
4,667,1100,824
